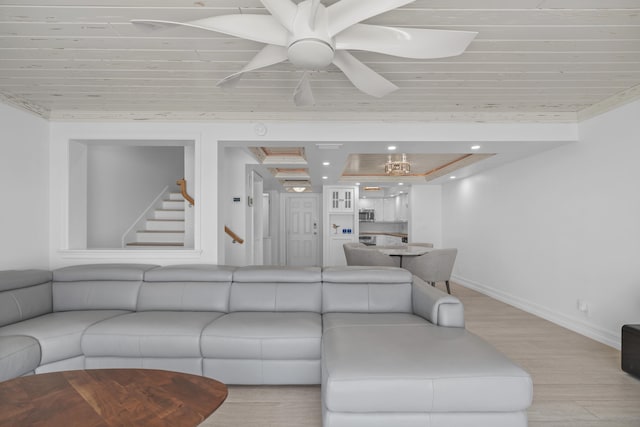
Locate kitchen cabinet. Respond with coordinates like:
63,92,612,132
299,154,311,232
324,185,359,266
383,198,396,222
359,198,374,210
396,193,409,221
328,187,354,213
359,194,409,223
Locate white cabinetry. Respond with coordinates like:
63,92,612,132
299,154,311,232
383,198,396,222
323,185,358,266
396,193,409,221
359,198,374,210
329,188,354,213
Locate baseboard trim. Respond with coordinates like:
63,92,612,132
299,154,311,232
452,274,620,350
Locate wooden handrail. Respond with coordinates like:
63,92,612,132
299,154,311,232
224,226,244,244
176,178,194,206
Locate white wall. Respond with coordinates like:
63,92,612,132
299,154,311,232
86,145,183,248
443,99,640,349
48,119,574,268
409,185,442,248
0,103,49,269
221,148,258,266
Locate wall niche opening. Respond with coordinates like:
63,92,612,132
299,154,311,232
68,139,195,250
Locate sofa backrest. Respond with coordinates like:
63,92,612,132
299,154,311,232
138,264,235,312
322,266,413,313
0,270,53,327
52,264,157,311
230,266,322,312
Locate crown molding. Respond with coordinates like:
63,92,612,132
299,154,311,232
578,84,640,122
47,109,578,123
0,92,50,119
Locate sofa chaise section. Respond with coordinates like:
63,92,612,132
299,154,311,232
320,266,532,427
322,324,532,427
82,264,235,375
201,266,323,384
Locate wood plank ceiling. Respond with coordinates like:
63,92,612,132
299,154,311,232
0,0,639,121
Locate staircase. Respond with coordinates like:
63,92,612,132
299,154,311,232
126,192,186,248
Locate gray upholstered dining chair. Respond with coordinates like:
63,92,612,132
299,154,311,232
343,243,400,267
402,248,458,294
343,242,365,266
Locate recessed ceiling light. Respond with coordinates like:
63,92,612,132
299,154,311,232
355,182,361,186
322,176,328,180
471,145,481,150
398,182,404,186
450,176,457,180
322,162,330,166
387,145,397,151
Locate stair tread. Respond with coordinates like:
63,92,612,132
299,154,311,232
126,242,184,247
140,232,184,234
147,219,184,222
156,209,185,212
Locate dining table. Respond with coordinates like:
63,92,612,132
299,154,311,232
378,245,432,268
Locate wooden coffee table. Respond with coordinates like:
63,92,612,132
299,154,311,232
0,369,228,427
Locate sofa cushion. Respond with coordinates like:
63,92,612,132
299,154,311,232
0,270,52,292
144,264,235,282
323,312,429,333
0,270,53,327
201,312,322,360
322,267,413,313
322,324,533,414
137,282,231,312
0,335,41,381
52,264,158,312
0,311,128,365
82,311,224,358
53,263,157,282
230,266,322,312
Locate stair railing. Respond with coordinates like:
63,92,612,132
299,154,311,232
176,178,196,206
224,226,244,244
176,178,194,206
121,185,170,248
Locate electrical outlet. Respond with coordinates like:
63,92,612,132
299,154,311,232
577,299,589,314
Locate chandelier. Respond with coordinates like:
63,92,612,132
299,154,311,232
385,153,411,175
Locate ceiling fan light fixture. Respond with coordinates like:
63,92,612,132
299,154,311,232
385,153,411,175
287,38,335,69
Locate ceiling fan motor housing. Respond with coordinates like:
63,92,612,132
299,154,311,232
287,38,335,69
287,1,335,70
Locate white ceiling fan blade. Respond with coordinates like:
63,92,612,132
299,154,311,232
326,0,416,37
131,15,288,46
332,51,398,98
308,0,322,30
293,72,316,106
217,45,289,89
260,0,298,33
335,24,477,59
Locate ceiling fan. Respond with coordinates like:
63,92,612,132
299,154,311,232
132,0,477,106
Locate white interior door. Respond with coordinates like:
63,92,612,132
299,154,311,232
286,195,320,266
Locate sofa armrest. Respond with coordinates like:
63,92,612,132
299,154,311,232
412,276,465,328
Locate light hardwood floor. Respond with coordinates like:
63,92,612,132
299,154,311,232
201,283,640,426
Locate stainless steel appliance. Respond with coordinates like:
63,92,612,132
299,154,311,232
359,209,375,222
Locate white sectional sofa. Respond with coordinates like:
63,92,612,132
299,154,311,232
0,264,533,427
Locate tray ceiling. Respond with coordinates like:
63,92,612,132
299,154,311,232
1,0,639,121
